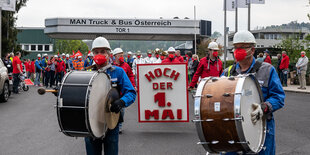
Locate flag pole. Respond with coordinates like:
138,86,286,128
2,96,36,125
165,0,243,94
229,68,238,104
194,5,197,55
224,0,227,68
235,0,238,32
248,0,251,31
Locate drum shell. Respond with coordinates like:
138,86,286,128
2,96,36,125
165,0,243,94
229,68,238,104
195,76,265,153
57,71,99,138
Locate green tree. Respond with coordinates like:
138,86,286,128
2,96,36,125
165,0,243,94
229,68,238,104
2,0,28,57
277,34,305,63
55,40,89,55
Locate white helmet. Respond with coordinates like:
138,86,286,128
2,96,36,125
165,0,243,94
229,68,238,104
208,42,219,50
78,56,82,59
113,48,124,55
167,47,176,52
233,30,256,44
88,52,94,57
62,53,65,56
43,53,48,57
128,51,132,55
54,55,58,58
66,54,69,57
37,54,41,57
155,48,160,52
92,37,111,51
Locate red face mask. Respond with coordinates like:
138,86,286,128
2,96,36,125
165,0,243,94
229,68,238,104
156,54,159,58
66,58,69,60
94,54,107,66
169,54,174,59
175,53,178,56
79,58,82,61
137,55,141,59
160,56,165,60
234,48,248,62
127,55,130,58
148,54,152,58
119,56,124,63
282,54,286,57
301,54,305,57
38,57,41,60
212,51,218,57
110,54,113,58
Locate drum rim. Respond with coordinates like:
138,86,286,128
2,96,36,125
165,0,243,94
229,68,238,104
234,74,266,153
56,70,74,137
194,77,212,152
85,71,111,138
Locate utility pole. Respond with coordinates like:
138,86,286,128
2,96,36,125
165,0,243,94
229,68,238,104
224,0,227,68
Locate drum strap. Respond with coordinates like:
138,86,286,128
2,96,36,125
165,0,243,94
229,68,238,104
229,61,262,76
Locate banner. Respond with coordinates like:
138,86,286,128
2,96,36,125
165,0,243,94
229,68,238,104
224,0,236,11
137,63,189,122
0,0,16,12
237,0,249,8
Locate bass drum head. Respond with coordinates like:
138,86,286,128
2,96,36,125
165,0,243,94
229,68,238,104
88,72,111,138
239,76,265,153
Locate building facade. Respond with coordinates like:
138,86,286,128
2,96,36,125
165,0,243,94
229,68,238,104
17,27,55,60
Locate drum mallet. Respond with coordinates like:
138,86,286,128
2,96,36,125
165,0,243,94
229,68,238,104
37,87,58,96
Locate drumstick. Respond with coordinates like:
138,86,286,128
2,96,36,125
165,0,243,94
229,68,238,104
85,64,96,70
37,87,58,95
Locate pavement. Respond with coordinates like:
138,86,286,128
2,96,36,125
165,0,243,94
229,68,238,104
282,84,310,94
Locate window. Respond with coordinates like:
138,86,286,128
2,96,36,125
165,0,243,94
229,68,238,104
45,45,50,51
31,45,36,51
38,45,43,51
24,45,29,51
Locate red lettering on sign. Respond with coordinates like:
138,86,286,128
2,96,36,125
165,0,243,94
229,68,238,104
153,83,158,90
163,68,171,77
167,82,173,89
145,71,155,82
154,92,166,107
160,82,165,89
154,68,162,77
162,109,174,119
177,109,182,119
145,110,159,119
170,70,180,81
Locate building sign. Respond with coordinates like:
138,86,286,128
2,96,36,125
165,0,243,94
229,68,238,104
137,63,188,122
44,18,211,40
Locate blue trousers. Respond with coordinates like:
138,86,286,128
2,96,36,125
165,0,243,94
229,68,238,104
85,124,119,155
13,73,20,93
280,71,288,86
34,72,41,85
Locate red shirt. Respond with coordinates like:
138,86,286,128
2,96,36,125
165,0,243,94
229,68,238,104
30,61,35,73
176,56,184,62
116,62,135,87
56,60,66,72
12,56,22,74
24,62,29,71
189,57,223,87
264,55,272,64
161,57,180,63
279,54,290,70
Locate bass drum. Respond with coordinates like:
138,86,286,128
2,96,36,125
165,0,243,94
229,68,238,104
194,75,266,153
57,71,111,138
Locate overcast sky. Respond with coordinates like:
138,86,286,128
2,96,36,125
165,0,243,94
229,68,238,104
16,0,310,34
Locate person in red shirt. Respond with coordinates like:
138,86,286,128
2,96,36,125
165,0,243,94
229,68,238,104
29,59,35,81
175,50,184,62
189,42,223,89
279,51,290,87
264,50,272,64
56,55,66,86
113,48,136,90
12,52,23,94
161,47,180,63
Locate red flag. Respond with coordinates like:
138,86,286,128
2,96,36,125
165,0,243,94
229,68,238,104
72,50,75,55
88,50,91,55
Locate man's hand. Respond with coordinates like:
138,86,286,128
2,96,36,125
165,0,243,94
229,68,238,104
251,103,263,124
187,86,194,91
110,99,125,113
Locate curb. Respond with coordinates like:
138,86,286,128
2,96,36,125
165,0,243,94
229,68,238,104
284,89,310,94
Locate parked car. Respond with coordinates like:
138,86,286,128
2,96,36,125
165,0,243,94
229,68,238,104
0,59,11,102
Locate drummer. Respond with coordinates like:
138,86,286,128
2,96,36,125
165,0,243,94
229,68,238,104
84,36,136,155
222,31,285,155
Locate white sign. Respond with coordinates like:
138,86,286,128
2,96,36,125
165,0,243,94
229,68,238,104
137,63,189,122
250,0,265,4
224,0,236,11
237,0,249,8
0,0,16,12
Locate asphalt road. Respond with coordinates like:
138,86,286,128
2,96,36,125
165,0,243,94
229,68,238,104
0,86,309,155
